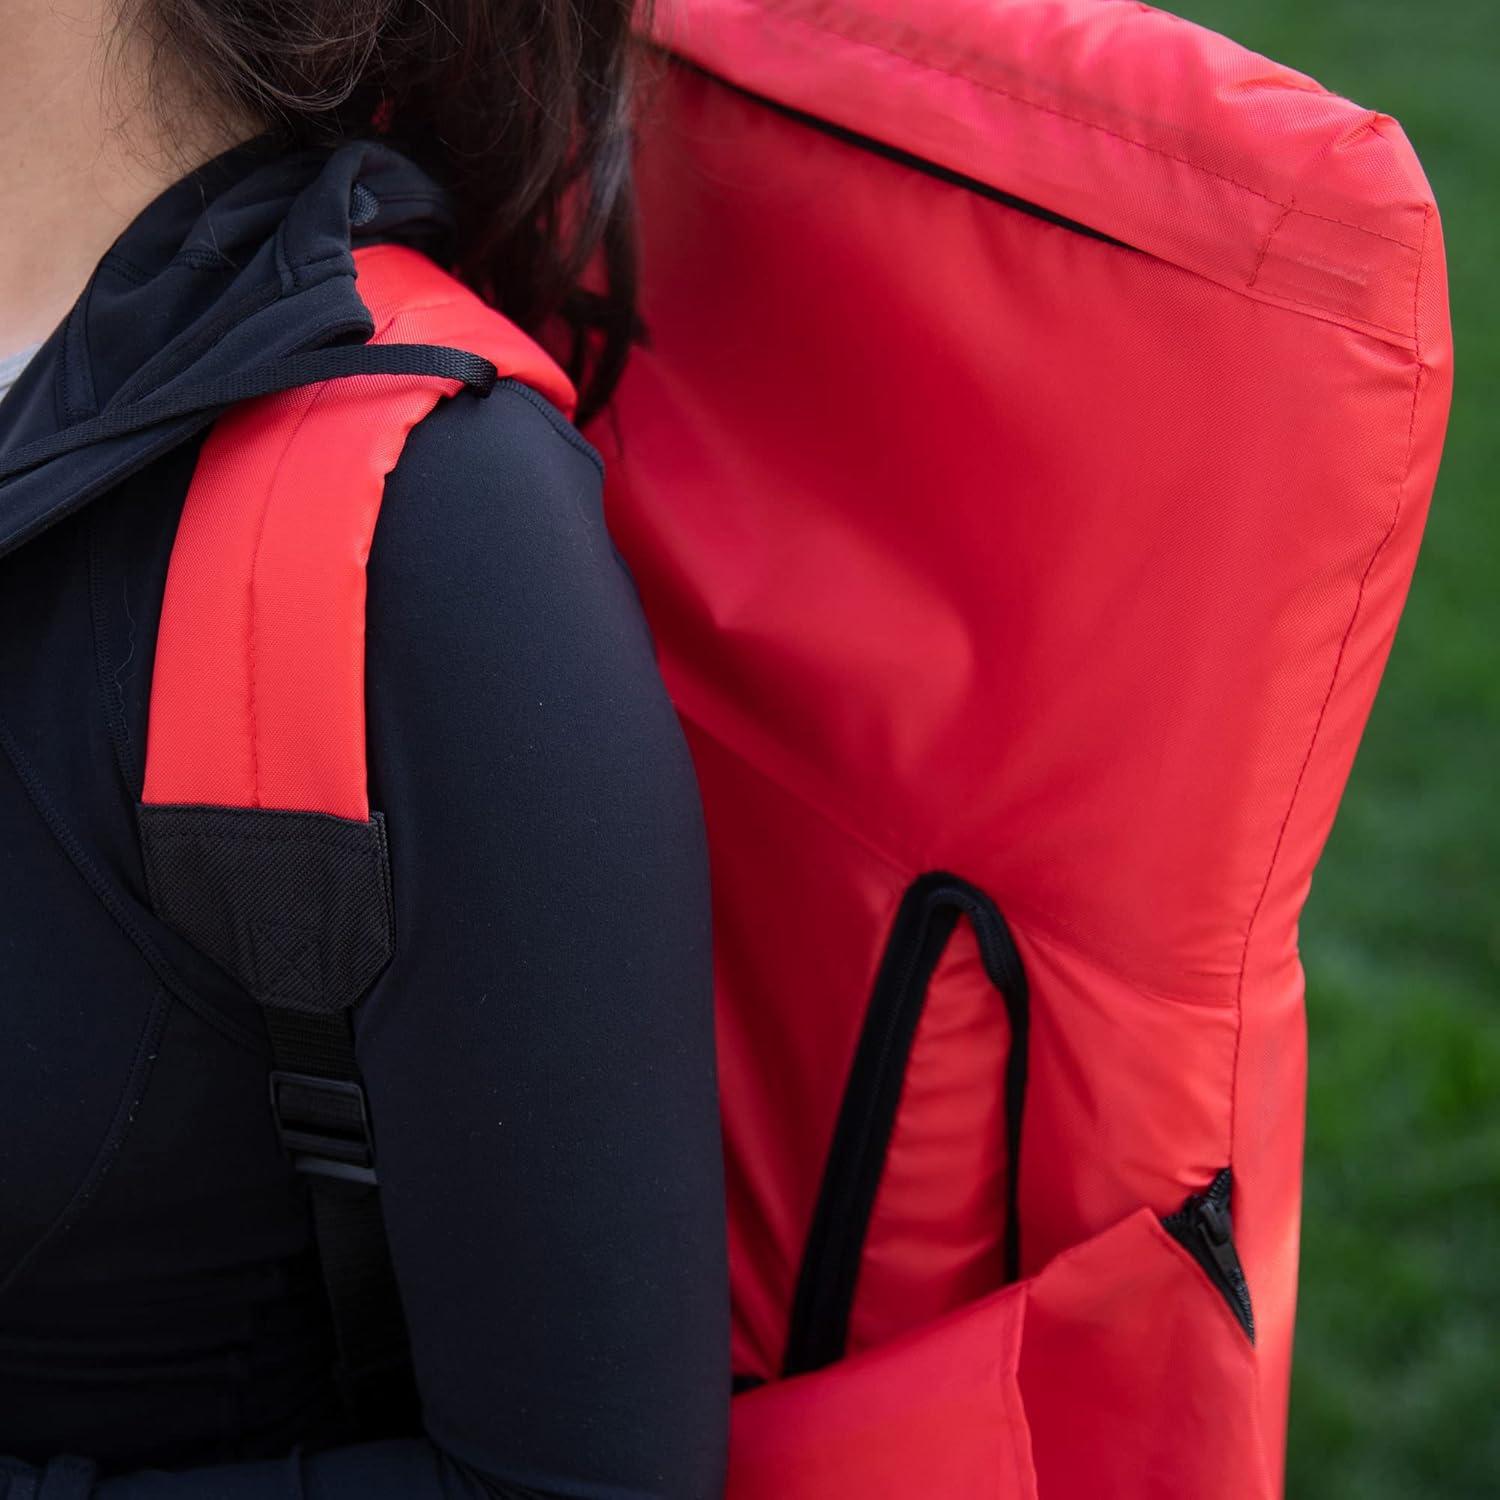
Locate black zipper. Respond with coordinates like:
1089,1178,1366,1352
782,872,1028,1377
661,54,1132,251
1162,1168,1256,1343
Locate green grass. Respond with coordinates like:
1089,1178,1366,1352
1162,3,1500,1495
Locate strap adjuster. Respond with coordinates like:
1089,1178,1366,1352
269,1070,379,1186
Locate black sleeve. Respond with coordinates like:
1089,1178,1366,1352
355,382,729,1495
25,384,730,1500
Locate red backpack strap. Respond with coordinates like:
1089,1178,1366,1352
142,243,575,821
135,246,576,1435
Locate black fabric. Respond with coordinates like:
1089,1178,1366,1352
299,1182,420,1434
0,138,443,564
0,139,728,1499
137,806,395,1015
0,345,497,485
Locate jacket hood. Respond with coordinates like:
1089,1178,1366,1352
0,136,462,563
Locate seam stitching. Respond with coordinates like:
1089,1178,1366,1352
240,306,403,806
494,380,605,479
1225,352,1429,1160
0,986,172,1300
755,2,1423,251
1260,284,1411,340
0,713,265,1052
674,47,1420,349
1248,200,1295,290
143,821,376,843
143,828,381,850
1412,204,1430,364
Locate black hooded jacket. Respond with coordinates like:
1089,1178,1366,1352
0,139,728,1497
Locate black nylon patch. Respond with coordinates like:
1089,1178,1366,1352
137,804,394,1013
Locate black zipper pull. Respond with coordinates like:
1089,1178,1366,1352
1162,1168,1256,1343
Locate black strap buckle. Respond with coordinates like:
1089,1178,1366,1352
269,1070,379,1186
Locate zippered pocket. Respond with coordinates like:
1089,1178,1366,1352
783,872,1028,1376
731,1205,1271,1500
1162,1168,1255,1342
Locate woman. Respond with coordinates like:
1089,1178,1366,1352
0,1,728,1496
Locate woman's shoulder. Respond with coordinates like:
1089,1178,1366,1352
362,373,706,900
368,378,634,641
365,377,672,742
376,376,607,572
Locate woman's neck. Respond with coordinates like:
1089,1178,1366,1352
0,0,250,352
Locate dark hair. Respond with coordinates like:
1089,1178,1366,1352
120,0,642,424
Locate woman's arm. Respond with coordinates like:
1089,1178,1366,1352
354,383,730,1494
5,386,729,1500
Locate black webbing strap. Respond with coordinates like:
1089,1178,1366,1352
264,1006,419,1436
0,343,498,484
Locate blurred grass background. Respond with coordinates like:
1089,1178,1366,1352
1164,3,1500,1495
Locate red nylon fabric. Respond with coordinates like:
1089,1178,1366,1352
728,1209,1273,1498
589,1,1451,1491
142,245,575,820
649,0,1433,349
851,919,1016,1353
729,1251,1036,1498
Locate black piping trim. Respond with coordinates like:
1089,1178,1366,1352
663,54,1131,250
491,378,606,483
783,872,1029,1376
